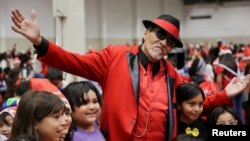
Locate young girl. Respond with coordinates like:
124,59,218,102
9,90,72,141
62,81,105,141
0,110,14,139
207,106,242,125
176,83,207,141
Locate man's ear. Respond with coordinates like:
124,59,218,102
143,29,150,41
144,29,150,36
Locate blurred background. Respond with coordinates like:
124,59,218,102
0,0,249,52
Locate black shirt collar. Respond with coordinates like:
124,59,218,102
138,47,160,76
138,47,150,69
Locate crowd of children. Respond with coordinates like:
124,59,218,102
0,44,106,141
0,42,248,141
8,7,250,141
180,41,250,125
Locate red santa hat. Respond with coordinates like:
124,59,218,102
29,78,71,113
219,45,232,56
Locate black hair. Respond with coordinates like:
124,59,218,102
188,58,206,85
62,81,102,111
5,68,22,99
62,81,102,132
3,67,11,75
219,53,237,73
204,56,211,64
11,90,67,140
0,112,13,125
16,80,30,97
207,106,242,125
176,83,205,105
45,67,63,80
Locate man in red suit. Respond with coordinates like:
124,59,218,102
11,9,250,141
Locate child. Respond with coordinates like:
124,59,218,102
176,83,207,141
62,81,105,141
207,106,242,125
0,111,14,139
9,90,72,141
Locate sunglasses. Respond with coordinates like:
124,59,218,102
154,29,175,47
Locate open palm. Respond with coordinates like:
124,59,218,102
225,74,250,98
11,8,42,45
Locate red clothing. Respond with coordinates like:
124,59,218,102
133,61,168,141
214,65,236,89
37,41,231,141
239,60,246,73
41,62,49,75
29,78,71,112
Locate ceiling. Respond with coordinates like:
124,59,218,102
183,0,250,5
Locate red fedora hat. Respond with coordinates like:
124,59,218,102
143,15,183,47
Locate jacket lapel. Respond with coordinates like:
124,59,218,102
166,73,175,141
127,51,140,104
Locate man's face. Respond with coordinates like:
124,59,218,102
142,27,175,63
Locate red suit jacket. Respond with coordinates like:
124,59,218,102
38,41,230,141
